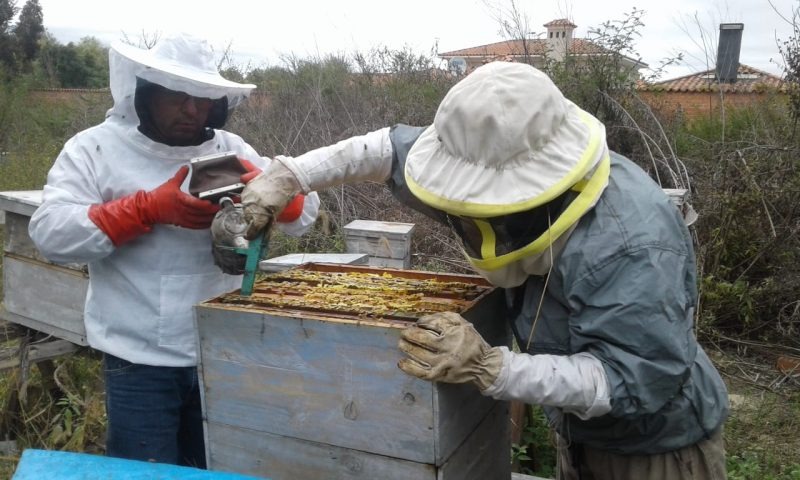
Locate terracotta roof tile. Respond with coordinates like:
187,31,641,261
637,64,787,93
439,38,646,68
543,18,577,28
440,38,609,58
481,54,517,65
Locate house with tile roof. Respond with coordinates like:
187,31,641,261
637,64,786,121
438,19,647,75
637,23,787,121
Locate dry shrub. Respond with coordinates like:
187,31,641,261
227,48,466,270
677,101,800,348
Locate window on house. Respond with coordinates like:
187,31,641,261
549,32,553,38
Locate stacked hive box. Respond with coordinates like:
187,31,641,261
0,191,88,345
343,220,416,269
195,264,511,480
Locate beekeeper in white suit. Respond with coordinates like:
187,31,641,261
233,62,729,479
29,33,319,468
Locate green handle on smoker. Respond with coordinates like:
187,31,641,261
234,231,269,296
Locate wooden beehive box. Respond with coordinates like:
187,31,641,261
195,263,511,480
0,191,88,345
343,220,415,269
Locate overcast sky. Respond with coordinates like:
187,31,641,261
37,0,796,80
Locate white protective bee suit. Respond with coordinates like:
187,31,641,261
29,34,319,368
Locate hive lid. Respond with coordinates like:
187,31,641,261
259,253,369,272
343,220,416,238
0,190,42,217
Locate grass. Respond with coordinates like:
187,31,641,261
717,350,800,480
0,352,106,478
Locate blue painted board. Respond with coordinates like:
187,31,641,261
12,449,265,480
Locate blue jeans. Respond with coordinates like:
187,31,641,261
103,353,206,468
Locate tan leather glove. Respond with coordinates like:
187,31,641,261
398,312,503,391
240,158,302,239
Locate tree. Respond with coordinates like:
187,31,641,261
15,0,44,62
0,0,15,34
482,0,536,63
72,36,108,87
0,0,18,73
36,35,109,88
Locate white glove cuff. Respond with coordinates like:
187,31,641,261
280,128,393,193
482,347,612,420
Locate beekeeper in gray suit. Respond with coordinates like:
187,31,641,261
228,61,729,479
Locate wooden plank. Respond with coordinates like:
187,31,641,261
0,190,42,217
206,421,436,480
434,289,510,463
438,402,511,480
343,220,416,239
4,212,44,261
365,256,409,269
0,339,78,372
196,306,437,464
27,339,79,362
0,307,87,346
3,212,85,271
344,234,411,261
2,256,88,344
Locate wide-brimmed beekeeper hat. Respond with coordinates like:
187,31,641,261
405,62,610,271
110,33,255,108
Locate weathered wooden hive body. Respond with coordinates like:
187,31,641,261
343,220,416,269
195,263,511,480
0,191,88,345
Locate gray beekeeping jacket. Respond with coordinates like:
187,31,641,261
388,125,729,455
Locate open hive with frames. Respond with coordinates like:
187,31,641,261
195,263,511,480
216,263,492,322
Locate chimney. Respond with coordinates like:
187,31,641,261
544,19,577,62
716,23,744,83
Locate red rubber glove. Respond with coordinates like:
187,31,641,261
276,194,305,223
239,159,262,184
239,159,305,224
88,166,220,246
